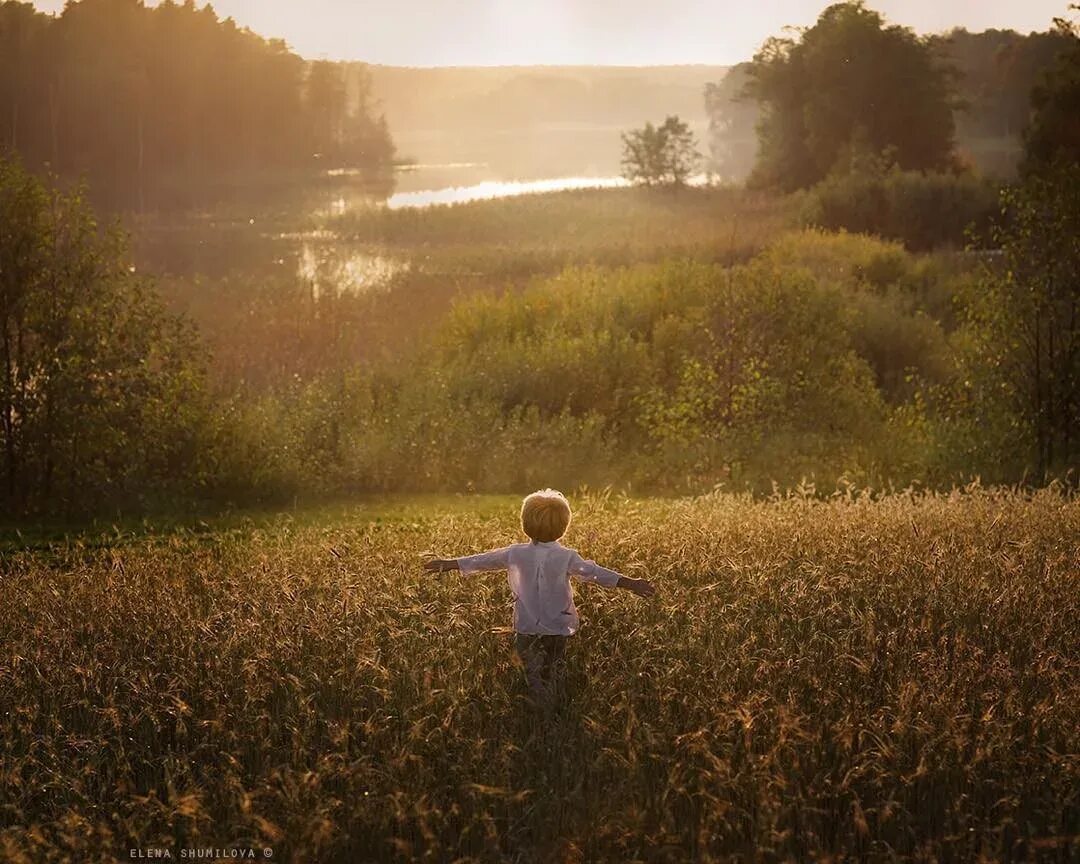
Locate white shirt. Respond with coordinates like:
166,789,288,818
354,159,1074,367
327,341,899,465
456,541,622,636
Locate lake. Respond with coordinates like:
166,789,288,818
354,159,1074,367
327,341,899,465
318,164,713,214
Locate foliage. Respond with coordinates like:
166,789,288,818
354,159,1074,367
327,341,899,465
932,25,1074,177
0,0,394,210
1020,9,1080,176
0,490,1077,860
799,154,1001,251
937,25,1074,144
312,186,792,364
745,2,958,191
153,187,793,395
947,163,1080,481
0,156,205,515
707,27,1072,182
759,230,954,399
133,215,999,506
315,246,969,495
5,166,1018,510
620,115,701,187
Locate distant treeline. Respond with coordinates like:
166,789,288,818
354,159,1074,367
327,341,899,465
0,0,395,210
702,3,1080,254
367,64,722,181
370,64,725,134
708,23,1075,180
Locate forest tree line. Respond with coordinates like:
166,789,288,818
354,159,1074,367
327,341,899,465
700,2,1080,257
0,0,395,210
707,13,1077,181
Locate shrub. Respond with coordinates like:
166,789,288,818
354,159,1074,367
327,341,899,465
801,166,1000,251
760,231,952,401
337,258,905,494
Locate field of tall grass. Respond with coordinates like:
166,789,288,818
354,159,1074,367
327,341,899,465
2,488,1077,862
328,186,791,269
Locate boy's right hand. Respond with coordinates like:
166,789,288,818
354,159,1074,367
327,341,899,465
423,558,460,574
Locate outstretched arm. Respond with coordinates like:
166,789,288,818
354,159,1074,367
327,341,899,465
423,547,510,576
568,553,656,598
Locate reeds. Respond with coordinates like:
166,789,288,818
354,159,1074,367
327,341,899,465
1,486,1077,861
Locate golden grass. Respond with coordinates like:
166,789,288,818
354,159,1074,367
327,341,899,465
328,186,793,273
1,487,1077,862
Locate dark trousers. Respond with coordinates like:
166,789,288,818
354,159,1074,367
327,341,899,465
513,633,568,703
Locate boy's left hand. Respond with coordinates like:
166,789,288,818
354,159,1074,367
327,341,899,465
621,577,657,598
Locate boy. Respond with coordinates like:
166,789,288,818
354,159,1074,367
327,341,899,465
423,489,655,705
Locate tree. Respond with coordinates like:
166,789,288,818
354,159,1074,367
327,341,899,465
620,115,701,187
703,64,759,182
943,11,1080,483
745,2,958,191
305,59,347,163
340,63,396,196
934,27,1073,142
955,165,1080,481
0,156,204,514
1021,7,1080,176
0,0,397,210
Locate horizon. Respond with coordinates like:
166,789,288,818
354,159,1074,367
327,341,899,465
29,0,1074,66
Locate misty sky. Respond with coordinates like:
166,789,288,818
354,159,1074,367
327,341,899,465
31,0,1073,65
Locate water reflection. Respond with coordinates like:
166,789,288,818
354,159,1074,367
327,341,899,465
312,167,715,216
298,243,408,298
325,196,349,217
387,176,631,209
134,167,712,284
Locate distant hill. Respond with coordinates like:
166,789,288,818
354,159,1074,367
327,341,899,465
360,65,729,183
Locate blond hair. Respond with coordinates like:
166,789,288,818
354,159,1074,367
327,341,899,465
520,489,572,542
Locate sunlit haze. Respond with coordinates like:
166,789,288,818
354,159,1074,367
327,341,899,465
30,0,1072,65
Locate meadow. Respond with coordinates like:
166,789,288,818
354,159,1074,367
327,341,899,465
139,185,796,374
315,185,795,357
1,488,1077,862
